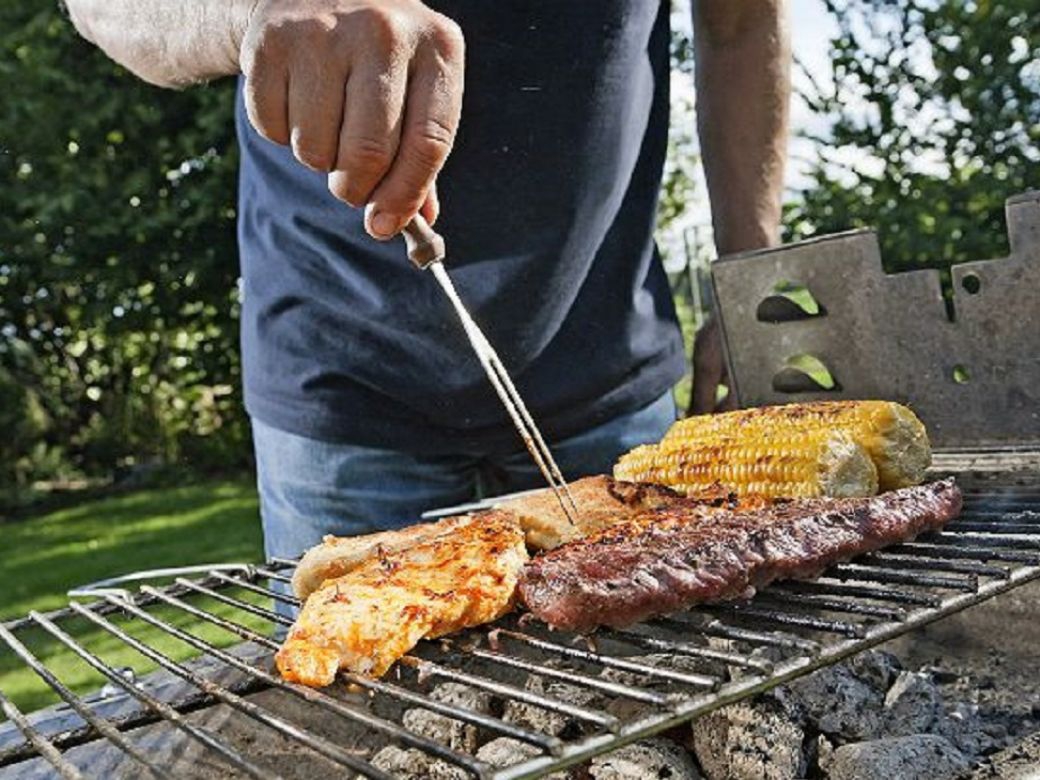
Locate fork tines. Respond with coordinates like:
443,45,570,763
428,262,580,526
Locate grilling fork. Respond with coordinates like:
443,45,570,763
401,215,580,526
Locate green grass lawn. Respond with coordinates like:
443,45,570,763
0,480,266,715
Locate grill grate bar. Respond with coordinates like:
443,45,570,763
0,687,84,780
254,567,293,585
171,571,620,742
490,630,720,690
398,657,621,732
957,510,1040,521
833,563,978,590
0,622,172,780
174,578,294,626
601,628,775,674
210,570,301,607
703,604,867,638
753,590,907,621
894,542,1040,563
654,616,821,653
925,531,1040,549
137,587,281,650
768,579,942,607
864,552,1010,578
949,521,1040,533
69,600,397,780
345,675,565,756
131,588,491,776
267,557,301,569
143,586,568,758
169,578,624,744
27,610,279,780
462,646,673,706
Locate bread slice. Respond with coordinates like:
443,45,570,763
495,475,682,551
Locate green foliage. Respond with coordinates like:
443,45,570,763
659,17,701,236
0,3,245,502
785,0,1039,271
0,479,263,713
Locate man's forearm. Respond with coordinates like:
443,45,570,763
65,0,256,88
693,0,790,255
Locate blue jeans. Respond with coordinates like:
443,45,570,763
252,392,677,565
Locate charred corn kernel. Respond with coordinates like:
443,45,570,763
658,400,930,491
614,429,878,499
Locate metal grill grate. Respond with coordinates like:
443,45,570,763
1,470,1039,779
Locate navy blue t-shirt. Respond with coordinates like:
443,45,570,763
235,1,686,455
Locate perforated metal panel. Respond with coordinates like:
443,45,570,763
711,191,1040,448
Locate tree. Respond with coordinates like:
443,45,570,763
0,3,246,501
786,0,1039,272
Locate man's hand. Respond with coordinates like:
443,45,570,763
689,318,737,415
64,0,464,238
239,0,464,238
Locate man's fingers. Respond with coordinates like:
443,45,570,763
328,57,407,211
365,21,464,239
365,183,438,242
287,59,347,172
419,181,440,225
243,58,290,145
690,355,724,415
689,319,728,415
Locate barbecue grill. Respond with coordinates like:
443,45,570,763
1,456,1038,779
3,193,1038,778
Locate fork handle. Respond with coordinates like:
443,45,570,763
402,214,446,269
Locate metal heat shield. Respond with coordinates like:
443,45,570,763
710,190,1040,449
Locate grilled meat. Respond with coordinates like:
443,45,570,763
292,513,476,600
292,478,690,599
277,510,527,684
518,479,962,633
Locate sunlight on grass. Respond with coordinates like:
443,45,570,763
774,280,821,316
785,353,837,390
0,480,267,715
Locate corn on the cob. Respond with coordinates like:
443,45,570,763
614,429,878,499
658,400,930,491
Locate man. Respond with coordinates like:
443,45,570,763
65,1,789,564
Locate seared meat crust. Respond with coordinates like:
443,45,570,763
518,479,962,633
291,514,475,600
277,510,527,684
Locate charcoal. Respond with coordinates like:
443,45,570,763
821,734,970,780
849,650,902,692
690,694,806,780
366,745,468,780
587,738,702,779
942,701,993,756
787,664,884,741
600,653,720,689
967,729,1040,778
922,664,960,685
474,738,567,779
982,722,1009,740
401,682,495,753
881,671,944,737
503,673,606,737
813,733,835,769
